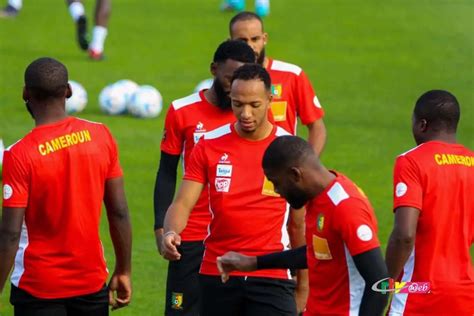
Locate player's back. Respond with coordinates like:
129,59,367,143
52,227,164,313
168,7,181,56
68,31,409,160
391,141,474,314
3,116,121,298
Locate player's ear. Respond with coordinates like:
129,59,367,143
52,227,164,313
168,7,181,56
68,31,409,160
65,83,73,99
419,119,428,132
263,32,268,45
22,86,29,102
289,167,302,183
210,62,218,77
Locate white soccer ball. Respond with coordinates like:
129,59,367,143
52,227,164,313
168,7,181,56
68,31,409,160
66,80,87,114
99,84,128,115
194,78,214,93
115,79,139,105
128,85,163,118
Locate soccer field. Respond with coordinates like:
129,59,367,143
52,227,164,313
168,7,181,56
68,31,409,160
0,0,473,314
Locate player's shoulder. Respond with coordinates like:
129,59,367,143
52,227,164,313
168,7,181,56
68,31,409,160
269,59,303,76
326,176,370,210
204,123,232,141
171,92,202,111
396,143,428,158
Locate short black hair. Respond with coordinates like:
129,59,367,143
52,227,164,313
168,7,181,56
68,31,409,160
229,11,263,33
231,63,271,91
24,57,68,100
262,136,315,171
213,40,256,64
414,90,460,132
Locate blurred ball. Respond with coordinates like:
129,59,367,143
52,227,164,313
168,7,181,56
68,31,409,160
194,78,214,93
99,83,129,115
128,85,163,118
66,81,87,114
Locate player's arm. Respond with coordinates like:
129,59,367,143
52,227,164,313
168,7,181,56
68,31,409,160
0,207,24,294
287,208,309,313
217,246,307,282
153,151,180,254
306,119,326,156
385,207,420,278
104,177,132,310
162,180,204,261
352,247,389,316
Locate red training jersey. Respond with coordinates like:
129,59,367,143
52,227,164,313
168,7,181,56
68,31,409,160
184,123,292,279
161,90,235,241
304,172,380,315
389,141,474,315
2,117,122,299
266,58,324,135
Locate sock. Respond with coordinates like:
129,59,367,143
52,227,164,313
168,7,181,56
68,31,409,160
8,0,22,10
89,26,107,53
69,1,85,22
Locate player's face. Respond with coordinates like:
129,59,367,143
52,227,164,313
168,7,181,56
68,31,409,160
231,79,271,133
265,167,309,209
212,59,246,110
230,19,267,65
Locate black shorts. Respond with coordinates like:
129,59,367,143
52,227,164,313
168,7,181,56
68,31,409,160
10,284,108,316
165,240,205,316
199,275,297,316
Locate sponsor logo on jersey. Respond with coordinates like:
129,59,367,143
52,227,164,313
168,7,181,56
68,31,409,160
171,292,184,310
196,121,204,131
262,176,280,197
395,182,407,197
271,84,283,98
193,122,206,144
372,278,431,294
219,153,230,163
270,101,287,122
216,164,232,177
313,235,332,260
215,177,231,192
356,224,373,241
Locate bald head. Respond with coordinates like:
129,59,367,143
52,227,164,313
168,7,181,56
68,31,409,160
262,136,318,172
24,57,69,101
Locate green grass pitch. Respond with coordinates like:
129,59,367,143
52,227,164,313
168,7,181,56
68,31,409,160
0,0,473,314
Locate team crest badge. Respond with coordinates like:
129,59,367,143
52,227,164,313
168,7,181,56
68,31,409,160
317,213,324,232
171,292,183,310
271,84,283,98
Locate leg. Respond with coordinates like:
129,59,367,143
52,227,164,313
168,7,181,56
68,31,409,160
65,0,88,50
88,0,110,59
67,285,109,316
199,275,245,316
165,241,204,316
244,277,297,316
10,285,67,316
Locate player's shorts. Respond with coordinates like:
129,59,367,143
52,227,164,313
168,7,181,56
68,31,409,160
10,284,108,316
165,240,205,316
199,274,297,316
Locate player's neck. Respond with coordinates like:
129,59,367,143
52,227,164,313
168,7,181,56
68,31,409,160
262,57,269,68
33,105,68,126
311,168,336,198
234,120,273,141
421,133,457,145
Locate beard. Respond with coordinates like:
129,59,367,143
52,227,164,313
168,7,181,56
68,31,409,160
286,188,309,209
213,78,232,110
256,47,266,66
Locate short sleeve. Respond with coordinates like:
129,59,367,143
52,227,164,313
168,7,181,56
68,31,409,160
183,138,207,184
294,71,324,125
334,199,380,256
393,155,422,211
160,105,184,155
103,126,123,179
2,150,29,208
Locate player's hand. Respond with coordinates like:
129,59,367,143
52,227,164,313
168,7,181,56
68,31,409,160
217,251,257,283
161,231,182,261
108,272,132,311
155,228,164,255
295,269,309,313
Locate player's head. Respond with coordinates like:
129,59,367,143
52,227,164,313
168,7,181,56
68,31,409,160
412,90,460,145
211,40,256,110
230,64,272,134
229,12,267,65
263,136,320,209
23,57,71,117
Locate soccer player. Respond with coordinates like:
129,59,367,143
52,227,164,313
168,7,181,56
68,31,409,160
162,64,297,315
0,57,132,314
229,12,326,155
154,40,256,315
0,0,110,60
217,135,389,315
385,90,474,315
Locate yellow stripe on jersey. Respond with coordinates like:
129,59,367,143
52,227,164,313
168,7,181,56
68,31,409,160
38,130,92,156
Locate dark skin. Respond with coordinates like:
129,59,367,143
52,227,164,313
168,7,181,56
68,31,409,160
0,86,132,310
385,115,457,279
